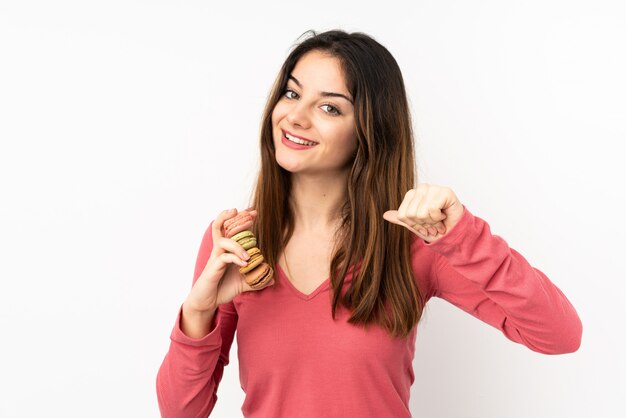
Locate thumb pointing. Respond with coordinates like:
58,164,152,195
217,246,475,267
384,210,419,235
383,210,400,225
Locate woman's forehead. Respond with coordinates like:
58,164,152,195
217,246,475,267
289,52,351,101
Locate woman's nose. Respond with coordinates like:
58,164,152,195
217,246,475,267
286,102,311,128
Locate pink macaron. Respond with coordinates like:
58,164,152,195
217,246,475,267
223,209,255,238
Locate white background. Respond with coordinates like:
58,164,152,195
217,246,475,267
1,0,624,417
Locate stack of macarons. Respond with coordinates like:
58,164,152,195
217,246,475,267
223,209,274,289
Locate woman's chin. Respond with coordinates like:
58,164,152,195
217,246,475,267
275,154,303,173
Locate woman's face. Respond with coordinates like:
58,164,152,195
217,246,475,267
272,50,357,176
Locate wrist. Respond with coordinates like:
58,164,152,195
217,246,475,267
180,301,219,339
182,300,217,317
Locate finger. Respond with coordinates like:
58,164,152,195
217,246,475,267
428,191,449,225
212,208,238,244
217,236,252,262
203,251,248,279
408,186,438,227
218,252,249,268
427,187,451,225
383,210,400,225
426,221,447,236
384,209,432,239
426,208,445,225
384,210,423,236
397,189,416,224
406,187,427,227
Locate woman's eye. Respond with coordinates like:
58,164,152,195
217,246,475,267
321,104,340,116
284,89,298,99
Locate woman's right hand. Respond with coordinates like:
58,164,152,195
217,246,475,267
184,208,274,314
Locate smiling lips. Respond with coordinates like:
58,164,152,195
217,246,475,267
282,130,318,146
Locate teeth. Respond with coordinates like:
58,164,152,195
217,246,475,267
285,133,317,146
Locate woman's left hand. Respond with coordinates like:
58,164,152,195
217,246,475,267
383,183,464,243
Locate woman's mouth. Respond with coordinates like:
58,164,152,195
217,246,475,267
281,130,319,150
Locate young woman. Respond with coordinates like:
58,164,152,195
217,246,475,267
156,29,582,418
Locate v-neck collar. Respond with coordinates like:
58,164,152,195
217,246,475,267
275,261,359,301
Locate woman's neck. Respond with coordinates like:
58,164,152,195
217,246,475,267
289,171,348,235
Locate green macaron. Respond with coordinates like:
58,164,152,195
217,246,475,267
231,230,253,242
231,230,257,250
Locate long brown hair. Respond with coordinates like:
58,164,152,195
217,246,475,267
248,29,424,339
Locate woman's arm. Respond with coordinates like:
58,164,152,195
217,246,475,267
156,223,239,417
425,205,582,354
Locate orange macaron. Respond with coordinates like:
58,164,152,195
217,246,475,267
243,262,274,289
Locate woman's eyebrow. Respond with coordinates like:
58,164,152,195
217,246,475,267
288,75,353,104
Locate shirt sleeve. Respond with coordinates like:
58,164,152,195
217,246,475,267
424,204,582,354
156,221,239,418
